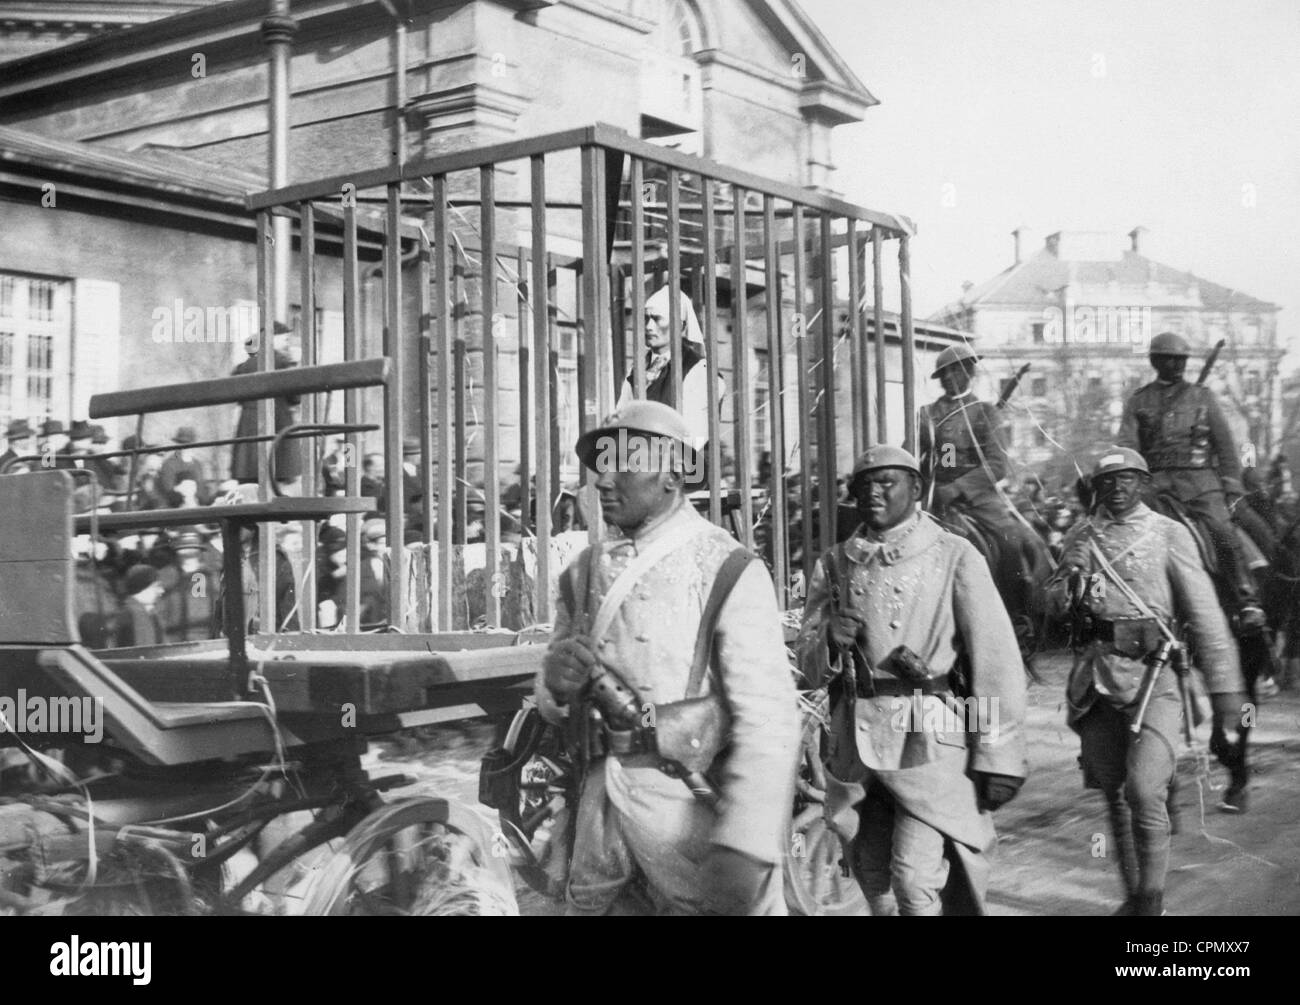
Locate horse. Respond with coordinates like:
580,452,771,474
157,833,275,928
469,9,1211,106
930,503,1056,677
1146,490,1282,811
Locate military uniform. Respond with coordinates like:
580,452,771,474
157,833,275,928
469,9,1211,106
797,509,1028,915
1117,378,1257,610
538,503,800,915
918,392,1016,533
1046,498,1243,912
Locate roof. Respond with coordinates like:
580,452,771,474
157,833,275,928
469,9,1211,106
0,123,260,203
933,246,1279,320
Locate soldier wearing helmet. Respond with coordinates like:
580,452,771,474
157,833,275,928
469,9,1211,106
537,401,800,915
1117,331,1264,629
918,344,1019,536
1046,446,1246,914
796,444,1027,916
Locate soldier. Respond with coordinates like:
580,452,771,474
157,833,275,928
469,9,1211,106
1116,331,1265,630
1046,447,1246,914
537,401,800,915
796,445,1028,916
918,344,1016,534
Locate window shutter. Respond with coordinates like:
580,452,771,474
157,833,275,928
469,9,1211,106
72,278,120,432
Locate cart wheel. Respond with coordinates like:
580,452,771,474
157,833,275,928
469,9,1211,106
784,715,867,917
494,704,578,900
301,797,517,916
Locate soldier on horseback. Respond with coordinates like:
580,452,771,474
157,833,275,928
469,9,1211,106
1116,331,1266,632
919,345,1048,658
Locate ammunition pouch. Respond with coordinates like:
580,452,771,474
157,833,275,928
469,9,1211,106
1088,617,1162,660
653,694,730,777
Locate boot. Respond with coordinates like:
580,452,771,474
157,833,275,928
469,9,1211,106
1134,891,1165,917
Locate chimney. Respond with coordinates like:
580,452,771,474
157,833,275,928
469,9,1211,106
1128,225,1148,254
1011,226,1029,265
1045,231,1061,257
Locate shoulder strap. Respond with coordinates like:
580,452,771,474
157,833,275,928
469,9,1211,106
685,547,758,698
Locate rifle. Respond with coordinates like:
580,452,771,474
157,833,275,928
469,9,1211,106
1169,644,1204,746
997,363,1032,409
1197,339,1226,386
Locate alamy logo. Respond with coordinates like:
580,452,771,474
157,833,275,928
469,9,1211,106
50,938,151,985
890,691,1000,744
0,690,104,743
150,299,259,347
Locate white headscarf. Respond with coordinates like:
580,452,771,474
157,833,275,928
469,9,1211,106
645,285,705,347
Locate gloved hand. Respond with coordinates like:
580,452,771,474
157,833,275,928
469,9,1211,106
700,844,772,916
828,609,866,651
542,634,597,704
975,772,1023,811
1210,691,1247,732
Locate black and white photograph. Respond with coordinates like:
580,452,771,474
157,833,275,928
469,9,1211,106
0,0,1295,950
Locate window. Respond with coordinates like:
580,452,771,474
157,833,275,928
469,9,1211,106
662,0,701,57
1245,370,1262,398
1031,376,1047,397
0,273,71,431
1031,322,1045,344
1087,375,1103,393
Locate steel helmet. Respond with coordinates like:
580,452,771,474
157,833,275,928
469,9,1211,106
851,444,922,480
575,400,696,473
1092,446,1150,479
1148,331,1191,357
931,343,980,378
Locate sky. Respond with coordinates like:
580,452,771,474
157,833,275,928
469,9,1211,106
799,0,1300,361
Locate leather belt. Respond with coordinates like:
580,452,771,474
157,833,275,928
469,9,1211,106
856,673,953,699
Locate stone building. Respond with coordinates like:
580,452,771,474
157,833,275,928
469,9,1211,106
0,0,952,491
931,227,1284,488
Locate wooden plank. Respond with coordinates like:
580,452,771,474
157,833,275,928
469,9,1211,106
385,185,407,627
818,211,838,555
873,227,887,443
343,203,363,631
481,166,502,628
433,174,454,630
792,205,814,586
763,195,789,609
89,359,390,419
298,202,318,631
701,178,722,526
530,156,552,623
732,185,754,548
630,157,646,398
900,233,917,454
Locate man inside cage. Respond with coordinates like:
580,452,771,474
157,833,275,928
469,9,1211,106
617,285,724,491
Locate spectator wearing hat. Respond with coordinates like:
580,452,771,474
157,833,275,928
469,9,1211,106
1,418,36,474
82,424,129,495
115,564,168,647
37,419,76,470
159,426,213,507
230,322,301,487
315,524,349,628
360,452,386,518
371,438,426,541
351,518,390,630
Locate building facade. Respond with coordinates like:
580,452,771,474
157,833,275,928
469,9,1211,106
932,227,1284,488
0,0,948,493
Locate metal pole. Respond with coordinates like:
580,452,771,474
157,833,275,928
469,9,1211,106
872,227,887,443
900,233,917,454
